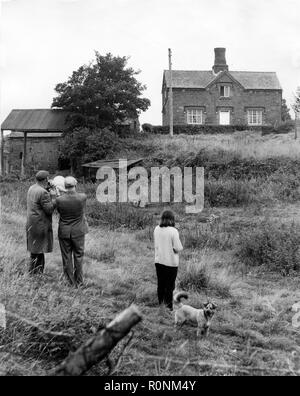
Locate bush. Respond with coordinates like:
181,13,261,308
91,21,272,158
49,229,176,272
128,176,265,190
59,127,122,173
170,148,300,181
86,201,155,230
236,221,300,274
146,124,283,135
142,123,154,133
178,260,232,298
262,120,295,135
205,179,254,207
150,125,247,135
183,224,233,250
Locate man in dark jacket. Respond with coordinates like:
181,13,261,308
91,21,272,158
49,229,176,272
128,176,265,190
56,177,88,287
26,170,56,274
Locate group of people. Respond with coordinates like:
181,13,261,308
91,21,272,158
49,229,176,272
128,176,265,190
26,170,88,287
26,170,184,309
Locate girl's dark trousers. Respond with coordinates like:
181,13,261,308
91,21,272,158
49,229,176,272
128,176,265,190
155,263,178,310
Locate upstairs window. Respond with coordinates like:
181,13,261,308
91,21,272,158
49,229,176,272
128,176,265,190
220,85,230,97
186,109,203,125
247,109,263,125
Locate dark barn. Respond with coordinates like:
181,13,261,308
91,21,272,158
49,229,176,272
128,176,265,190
0,109,140,176
0,109,70,176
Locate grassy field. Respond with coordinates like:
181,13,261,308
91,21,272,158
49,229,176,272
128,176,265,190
1,131,300,376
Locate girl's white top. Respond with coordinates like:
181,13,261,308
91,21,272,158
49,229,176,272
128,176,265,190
154,225,183,267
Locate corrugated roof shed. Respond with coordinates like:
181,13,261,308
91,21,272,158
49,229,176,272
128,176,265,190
6,132,62,138
163,70,282,90
1,109,71,132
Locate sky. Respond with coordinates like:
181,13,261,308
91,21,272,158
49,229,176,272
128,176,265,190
1,0,300,126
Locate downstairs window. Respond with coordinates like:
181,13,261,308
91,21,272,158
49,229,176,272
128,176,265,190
247,109,263,125
186,109,203,125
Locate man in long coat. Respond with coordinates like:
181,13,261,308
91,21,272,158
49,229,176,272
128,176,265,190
26,170,56,274
56,176,88,287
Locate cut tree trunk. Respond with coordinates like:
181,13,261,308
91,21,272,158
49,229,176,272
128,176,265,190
52,305,142,376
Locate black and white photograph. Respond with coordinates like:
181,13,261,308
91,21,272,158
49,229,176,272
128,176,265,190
0,0,300,380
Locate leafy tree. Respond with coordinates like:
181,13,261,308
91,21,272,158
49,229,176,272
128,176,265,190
292,87,300,114
58,127,121,173
281,98,291,121
52,52,150,129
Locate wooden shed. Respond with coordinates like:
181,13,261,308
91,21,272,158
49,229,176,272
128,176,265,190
0,109,70,176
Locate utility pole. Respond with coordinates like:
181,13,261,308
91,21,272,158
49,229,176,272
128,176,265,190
168,48,174,137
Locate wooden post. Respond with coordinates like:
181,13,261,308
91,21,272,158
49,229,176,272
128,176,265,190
295,111,298,140
21,132,27,177
0,129,4,176
168,48,173,137
52,305,142,376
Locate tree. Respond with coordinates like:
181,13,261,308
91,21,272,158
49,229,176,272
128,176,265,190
52,52,150,129
292,87,300,114
281,98,292,121
58,127,121,173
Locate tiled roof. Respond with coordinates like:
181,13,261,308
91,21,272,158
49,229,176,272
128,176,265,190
163,70,282,90
1,109,71,131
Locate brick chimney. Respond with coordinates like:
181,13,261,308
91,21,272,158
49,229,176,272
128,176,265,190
213,48,228,74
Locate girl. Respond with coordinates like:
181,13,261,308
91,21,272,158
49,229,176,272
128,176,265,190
154,210,183,311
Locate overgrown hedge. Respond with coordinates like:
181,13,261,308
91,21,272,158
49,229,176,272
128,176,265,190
236,221,300,274
173,150,300,180
152,148,300,181
142,121,295,135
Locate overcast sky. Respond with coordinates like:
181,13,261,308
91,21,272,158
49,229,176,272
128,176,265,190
1,0,300,126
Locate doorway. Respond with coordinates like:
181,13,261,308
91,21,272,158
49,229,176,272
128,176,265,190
219,110,230,125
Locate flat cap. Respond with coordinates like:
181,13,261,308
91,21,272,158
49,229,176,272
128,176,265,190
65,176,78,188
36,170,49,181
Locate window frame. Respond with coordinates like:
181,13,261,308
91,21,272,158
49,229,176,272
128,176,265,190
186,108,204,125
247,109,263,126
220,85,231,98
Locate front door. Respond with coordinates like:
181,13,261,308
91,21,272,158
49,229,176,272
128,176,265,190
219,110,230,125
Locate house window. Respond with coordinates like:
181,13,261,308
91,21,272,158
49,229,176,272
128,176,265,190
247,109,263,125
220,85,230,97
186,109,203,125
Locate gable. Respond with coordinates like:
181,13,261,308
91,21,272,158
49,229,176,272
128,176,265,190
206,70,244,90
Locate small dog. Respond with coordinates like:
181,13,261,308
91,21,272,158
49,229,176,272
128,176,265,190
174,292,217,336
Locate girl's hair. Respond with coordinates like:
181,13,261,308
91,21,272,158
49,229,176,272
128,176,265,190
160,210,175,227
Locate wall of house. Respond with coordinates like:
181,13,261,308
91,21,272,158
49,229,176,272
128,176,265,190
5,137,62,173
162,83,282,126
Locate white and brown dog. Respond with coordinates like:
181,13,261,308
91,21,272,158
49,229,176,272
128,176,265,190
174,292,217,336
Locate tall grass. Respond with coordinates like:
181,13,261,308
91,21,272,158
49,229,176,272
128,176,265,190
145,131,300,160
86,201,155,230
178,255,234,298
236,221,300,274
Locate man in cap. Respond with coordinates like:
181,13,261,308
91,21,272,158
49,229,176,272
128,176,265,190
56,176,88,287
26,170,56,274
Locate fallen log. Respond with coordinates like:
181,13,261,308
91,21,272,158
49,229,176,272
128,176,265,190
52,304,142,376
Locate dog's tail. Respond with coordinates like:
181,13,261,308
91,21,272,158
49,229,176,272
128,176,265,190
174,291,189,307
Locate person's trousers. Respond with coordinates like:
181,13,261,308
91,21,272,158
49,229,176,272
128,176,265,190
155,263,178,310
29,253,45,274
59,235,85,287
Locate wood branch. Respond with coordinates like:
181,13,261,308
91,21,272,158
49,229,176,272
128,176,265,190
52,305,142,376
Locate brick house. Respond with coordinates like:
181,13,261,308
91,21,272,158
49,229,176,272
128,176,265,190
162,48,282,127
